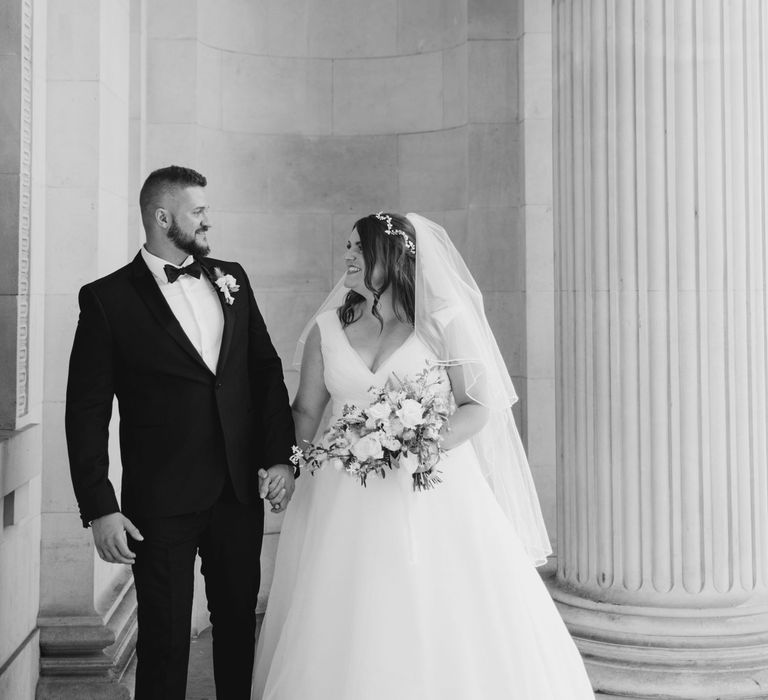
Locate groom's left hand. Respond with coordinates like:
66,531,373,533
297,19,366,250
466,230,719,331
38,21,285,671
258,464,295,513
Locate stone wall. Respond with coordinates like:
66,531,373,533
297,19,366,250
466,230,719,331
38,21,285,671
519,0,556,543
0,1,554,696
142,0,527,391
36,1,138,697
141,0,540,605
0,1,46,697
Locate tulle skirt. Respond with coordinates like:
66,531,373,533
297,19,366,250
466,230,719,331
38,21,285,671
252,442,595,700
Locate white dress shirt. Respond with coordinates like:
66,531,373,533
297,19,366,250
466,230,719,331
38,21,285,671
141,247,224,374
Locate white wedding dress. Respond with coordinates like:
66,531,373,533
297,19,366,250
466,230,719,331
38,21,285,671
252,309,595,700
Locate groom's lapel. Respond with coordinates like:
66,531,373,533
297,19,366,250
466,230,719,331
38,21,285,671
129,253,213,375
197,257,236,377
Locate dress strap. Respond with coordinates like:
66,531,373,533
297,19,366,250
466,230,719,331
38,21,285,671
314,308,342,348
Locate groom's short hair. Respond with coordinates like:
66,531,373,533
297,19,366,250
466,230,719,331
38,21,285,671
139,165,207,223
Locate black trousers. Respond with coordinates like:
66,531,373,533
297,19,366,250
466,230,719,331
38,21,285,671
129,480,263,700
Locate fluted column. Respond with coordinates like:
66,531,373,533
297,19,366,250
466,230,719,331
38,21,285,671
553,1,768,696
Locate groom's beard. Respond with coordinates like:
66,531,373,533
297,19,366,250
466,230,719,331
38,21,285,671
167,219,211,257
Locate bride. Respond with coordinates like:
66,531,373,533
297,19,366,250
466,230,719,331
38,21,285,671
251,213,594,699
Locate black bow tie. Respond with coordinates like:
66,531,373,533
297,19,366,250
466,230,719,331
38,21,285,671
164,261,202,283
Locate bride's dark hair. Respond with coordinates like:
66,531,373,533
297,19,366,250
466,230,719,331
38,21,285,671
338,213,416,330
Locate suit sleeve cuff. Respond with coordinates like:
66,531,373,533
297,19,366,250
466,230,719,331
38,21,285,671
79,489,120,528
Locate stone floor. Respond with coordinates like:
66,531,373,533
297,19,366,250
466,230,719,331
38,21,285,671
127,628,623,699
185,630,217,699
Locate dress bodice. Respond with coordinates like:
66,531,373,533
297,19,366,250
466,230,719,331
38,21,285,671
315,309,443,415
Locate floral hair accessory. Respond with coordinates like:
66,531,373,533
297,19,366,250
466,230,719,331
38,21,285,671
374,212,416,255
213,266,240,305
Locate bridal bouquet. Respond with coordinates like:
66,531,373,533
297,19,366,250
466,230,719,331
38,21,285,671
290,364,455,491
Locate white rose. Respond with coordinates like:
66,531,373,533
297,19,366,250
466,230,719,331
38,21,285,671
329,457,345,471
350,433,384,461
380,433,402,452
399,450,420,475
367,401,392,421
396,399,425,429
342,428,360,445
344,405,364,421
216,274,239,290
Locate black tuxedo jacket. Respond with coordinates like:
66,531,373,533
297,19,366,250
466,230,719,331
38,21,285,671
65,253,295,527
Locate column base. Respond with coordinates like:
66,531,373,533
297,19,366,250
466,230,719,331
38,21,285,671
547,578,768,699
36,579,137,700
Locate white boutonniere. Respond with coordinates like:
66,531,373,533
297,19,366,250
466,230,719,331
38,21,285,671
213,266,240,305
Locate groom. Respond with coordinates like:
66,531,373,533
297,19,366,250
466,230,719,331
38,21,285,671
65,165,296,699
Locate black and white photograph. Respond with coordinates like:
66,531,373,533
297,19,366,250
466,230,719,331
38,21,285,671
1,1,768,699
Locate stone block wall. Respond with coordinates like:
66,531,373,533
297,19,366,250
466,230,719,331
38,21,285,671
0,2,555,695
0,1,45,697
36,2,140,697
142,0,525,398
140,0,534,599
520,0,556,543
138,0,547,602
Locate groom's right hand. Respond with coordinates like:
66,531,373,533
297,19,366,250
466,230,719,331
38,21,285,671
91,512,144,564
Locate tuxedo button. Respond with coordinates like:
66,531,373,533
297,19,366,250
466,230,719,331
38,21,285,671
215,382,222,389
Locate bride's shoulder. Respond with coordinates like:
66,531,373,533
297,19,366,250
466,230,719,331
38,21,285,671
313,308,343,342
316,308,339,322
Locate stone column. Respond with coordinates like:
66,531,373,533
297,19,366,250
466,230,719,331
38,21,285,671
36,1,134,697
552,1,768,696
520,0,557,535
0,1,45,696
0,0,34,432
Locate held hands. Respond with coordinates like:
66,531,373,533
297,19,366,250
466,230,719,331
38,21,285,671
91,512,144,564
258,464,295,513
